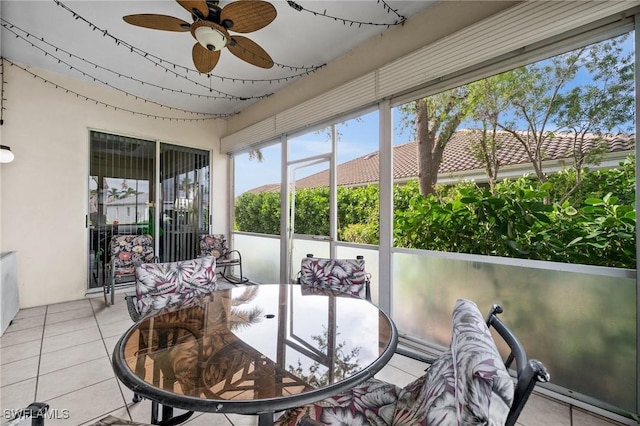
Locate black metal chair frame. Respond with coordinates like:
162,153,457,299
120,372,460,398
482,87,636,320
200,234,249,284
485,304,550,426
8,403,49,426
104,235,157,306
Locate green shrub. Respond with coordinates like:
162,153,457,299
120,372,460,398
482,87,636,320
234,155,636,268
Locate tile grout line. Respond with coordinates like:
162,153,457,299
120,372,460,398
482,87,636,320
33,304,48,402
89,298,134,422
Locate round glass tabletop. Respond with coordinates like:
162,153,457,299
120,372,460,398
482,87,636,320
112,283,398,416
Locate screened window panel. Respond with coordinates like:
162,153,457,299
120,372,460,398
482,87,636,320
159,143,210,262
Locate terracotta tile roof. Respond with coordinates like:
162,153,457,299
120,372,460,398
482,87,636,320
242,183,280,195
247,131,634,193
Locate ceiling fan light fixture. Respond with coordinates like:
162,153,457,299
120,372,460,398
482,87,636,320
194,25,227,51
0,145,15,163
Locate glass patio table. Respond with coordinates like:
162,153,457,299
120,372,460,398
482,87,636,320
112,283,398,426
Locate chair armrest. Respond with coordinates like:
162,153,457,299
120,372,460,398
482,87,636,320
224,249,242,261
364,272,372,302
124,295,141,322
13,402,49,426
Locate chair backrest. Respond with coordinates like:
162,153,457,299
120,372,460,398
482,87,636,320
297,254,371,301
109,234,155,273
199,234,229,259
393,299,549,426
134,256,217,317
485,303,551,426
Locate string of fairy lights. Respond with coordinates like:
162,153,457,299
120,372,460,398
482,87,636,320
1,0,413,121
2,58,232,121
1,20,260,101
1,59,5,126
286,0,406,27
52,0,326,84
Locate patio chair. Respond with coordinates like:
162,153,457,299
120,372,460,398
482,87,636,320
5,402,49,426
276,299,549,426
124,255,218,322
123,255,217,409
105,234,156,306
199,234,249,284
297,254,371,301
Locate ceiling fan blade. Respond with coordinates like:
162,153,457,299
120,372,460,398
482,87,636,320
176,0,209,18
220,0,277,33
227,36,273,69
192,43,221,73
123,14,191,32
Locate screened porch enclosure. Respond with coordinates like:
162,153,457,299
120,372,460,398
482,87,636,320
226,5,639,421
231,233,638,421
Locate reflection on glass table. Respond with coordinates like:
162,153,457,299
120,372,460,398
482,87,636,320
112,284,398,426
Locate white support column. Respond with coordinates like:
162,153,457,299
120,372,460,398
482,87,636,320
330,124,337,258
634,13,640,416
378,99,393,315
280,135,290,284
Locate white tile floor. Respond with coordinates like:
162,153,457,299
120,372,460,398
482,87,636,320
0,291,630,426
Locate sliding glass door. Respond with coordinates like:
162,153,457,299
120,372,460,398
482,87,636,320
88,131,156,289
87,131,210,290
159,144,210,262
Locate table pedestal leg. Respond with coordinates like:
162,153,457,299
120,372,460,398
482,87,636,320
258,412,274,426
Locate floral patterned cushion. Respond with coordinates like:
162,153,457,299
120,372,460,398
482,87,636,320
199,234,238,264
275,378,401,426
298,257,369,300
276,299,513,426
135,256,217,316
450,299,514,425
109,234,155,276
392,351,456,425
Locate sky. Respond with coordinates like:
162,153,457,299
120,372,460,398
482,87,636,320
233,108,412,196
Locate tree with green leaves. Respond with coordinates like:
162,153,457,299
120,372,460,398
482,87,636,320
552,35,634,202
466,76,511,192
399,34,633,199
399,86,472,196
107,187,121,201
470,34,633,194
287,326,361,387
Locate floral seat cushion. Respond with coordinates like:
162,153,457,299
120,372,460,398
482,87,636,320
110,234,155,276
275,378,401,426
298,257,370,300
393,351,456,425
275,299,514,426
199,234,239,265
135,256,217,316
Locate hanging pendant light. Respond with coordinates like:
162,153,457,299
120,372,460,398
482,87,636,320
0,145,13,163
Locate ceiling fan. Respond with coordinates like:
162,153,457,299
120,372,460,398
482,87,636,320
123,0,276,73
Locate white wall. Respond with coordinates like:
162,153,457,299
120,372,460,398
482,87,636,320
0,64,227,308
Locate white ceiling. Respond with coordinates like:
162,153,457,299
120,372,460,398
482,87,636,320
1,1,434,119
